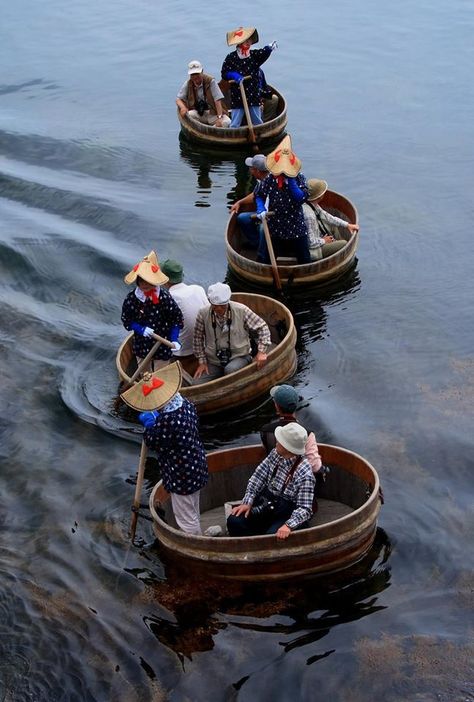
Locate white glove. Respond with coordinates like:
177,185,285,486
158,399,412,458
256,211,268,221
270,40,278,51
143,326,154,338
170,341,182,353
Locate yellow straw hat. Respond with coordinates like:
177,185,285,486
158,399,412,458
124,251,169,286
226,27,259,46
265,135,302,177
120,363,182,411
307,179,328,201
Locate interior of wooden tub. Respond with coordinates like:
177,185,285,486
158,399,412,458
156,455,374,533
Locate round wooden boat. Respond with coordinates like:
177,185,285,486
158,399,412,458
116,292,297,416
149,444,383,581
226,190,359,288
178,84,287,149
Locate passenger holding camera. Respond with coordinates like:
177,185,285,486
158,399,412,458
176,60,231,128
227,424,315,540
192,282,270,384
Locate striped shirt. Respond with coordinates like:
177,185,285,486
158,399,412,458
193,302,271,365
242,449,315,529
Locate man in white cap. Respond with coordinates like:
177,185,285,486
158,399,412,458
230,153,269,252
227,422,315,539
176,60,231,128
192,282,271,383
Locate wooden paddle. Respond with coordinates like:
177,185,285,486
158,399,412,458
252,212,282,292
122,332,175,390
230,75,258,150
130,440,148,541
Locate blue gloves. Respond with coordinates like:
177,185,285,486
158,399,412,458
286,177,306,203
226,71,244,83
169,325,180,342
138,410,160,428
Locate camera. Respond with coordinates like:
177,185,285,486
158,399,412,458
216,348,232,367
251,496,275,516
195,99,209,116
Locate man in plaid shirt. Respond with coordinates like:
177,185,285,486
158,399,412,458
227,423,315,539
193,282,271,384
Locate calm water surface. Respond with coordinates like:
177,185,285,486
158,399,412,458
1,1,473,700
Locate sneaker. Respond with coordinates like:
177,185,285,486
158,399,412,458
204,525,223,537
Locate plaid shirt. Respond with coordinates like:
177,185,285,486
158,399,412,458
243,449,315,529
193,302,271,365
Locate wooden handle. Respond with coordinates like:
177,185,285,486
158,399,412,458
261,217,282,292
130,441,148,541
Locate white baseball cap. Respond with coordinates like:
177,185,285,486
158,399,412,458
188,60,203,75
207,282,232,305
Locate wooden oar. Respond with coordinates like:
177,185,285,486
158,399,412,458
122,332,175,390
230,75,258,150
252,212,282,292
130,440,148,541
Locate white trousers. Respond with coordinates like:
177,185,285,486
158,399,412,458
171,491,202,535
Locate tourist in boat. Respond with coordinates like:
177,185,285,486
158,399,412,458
260,384,322,474
161,259,208,360
121,251,183,372
176,60,231,128
126,366,208,535
303,179,360,261
227,423,315,540
221,26,277,128
192,282,271,383
230,153,269,252
255,135,311,264
259,69,279,122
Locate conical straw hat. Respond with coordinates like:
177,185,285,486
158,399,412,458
120,362,182,411
226,27,259,46
265,135,302,177
124,251,169,286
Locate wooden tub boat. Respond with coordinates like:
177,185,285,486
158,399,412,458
116,292,297,416
178,84,287,149
226,190,359,288
149,443,383,582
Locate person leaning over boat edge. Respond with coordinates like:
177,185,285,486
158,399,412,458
192,282,270,383
121,364,209,536
303,179,360,261
227,423,315,540
121,251,183,372
260,384,322,474
161,258,208,360
230,153,269,254
176,60,231,128
221,27,277,128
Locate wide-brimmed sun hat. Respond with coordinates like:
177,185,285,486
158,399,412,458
124,251,169,286
161,259,183,284
226,26,259,46
265,135,302,177
188,60,203,75
207,282,231,305
275,423,308,456
307,179,328,202
270,384,299,412
120,363,182,411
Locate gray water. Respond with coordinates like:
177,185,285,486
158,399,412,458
1,1,473,700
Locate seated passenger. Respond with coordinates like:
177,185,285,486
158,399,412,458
303,179,360,261
176,60,231,128
258,68,279,122
260,384,322,474
227,423,315,539
230,153,269,252
192,282,270,384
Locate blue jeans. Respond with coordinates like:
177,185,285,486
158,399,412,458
230,105,263,128
237,212,262,248
257,235,311,265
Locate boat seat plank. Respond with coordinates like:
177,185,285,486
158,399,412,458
200,498,354,535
